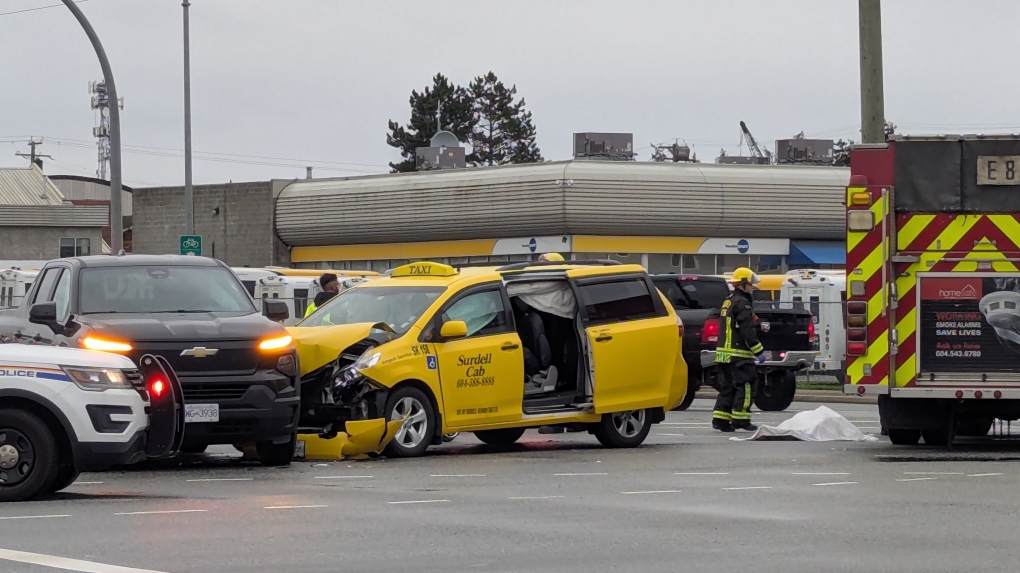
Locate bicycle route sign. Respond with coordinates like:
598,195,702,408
180,235,202,256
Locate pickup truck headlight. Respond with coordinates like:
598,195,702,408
81,336,132,352
62,367,131,392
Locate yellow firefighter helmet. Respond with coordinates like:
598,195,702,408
538,253,565,262
729,267,761,286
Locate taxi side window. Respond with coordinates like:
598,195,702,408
578,278,663,326
441,289,509,338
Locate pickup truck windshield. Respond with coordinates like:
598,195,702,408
79,266,255,314
300,286,445,334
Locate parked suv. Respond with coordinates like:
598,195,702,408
0,255,299,465
289,260,688,458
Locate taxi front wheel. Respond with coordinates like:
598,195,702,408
384,386,436,458
593,409,651,448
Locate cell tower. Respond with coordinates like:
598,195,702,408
89,80,123,180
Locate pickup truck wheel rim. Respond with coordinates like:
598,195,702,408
0,430,34,486
393,397,428,449
612,410,646,438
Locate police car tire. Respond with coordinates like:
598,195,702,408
474,428,525,446
593,409,651,448
0,409,60,502
50,465,80,494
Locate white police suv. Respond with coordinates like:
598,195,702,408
0,345,184,501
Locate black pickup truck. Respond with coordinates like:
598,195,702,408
651,274,815,412
0,255,301,465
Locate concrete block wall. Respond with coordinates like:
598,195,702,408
132,181,290,268
0,227,104,260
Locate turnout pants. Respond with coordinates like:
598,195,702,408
712,360,756,424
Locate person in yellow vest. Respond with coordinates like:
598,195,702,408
303,273,340,319
712,267,766,432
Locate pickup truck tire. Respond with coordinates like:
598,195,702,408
753,371,796,412
594,409,651,448
256,433,296,466
474,428,525,446
887,429,921,445
0,408,60,502
673,382,699,412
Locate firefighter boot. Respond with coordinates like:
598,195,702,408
712,418,734,432
732,421,758,432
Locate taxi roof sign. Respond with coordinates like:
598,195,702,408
390,262,458,278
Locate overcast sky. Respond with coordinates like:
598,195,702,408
2,0,1018,187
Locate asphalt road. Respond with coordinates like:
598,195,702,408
3,399,1020,573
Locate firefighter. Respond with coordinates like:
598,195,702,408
712,267,766,432
303,273,340,319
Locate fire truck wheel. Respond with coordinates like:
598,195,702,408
753,371,796,412
921,429,949,446
957,417,993,437
887,429,921,445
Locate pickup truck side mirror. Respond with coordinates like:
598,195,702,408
262,299,289,323
29,302,59,328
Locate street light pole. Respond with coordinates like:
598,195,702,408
183,0,194,235
61,0,123,254
858,0,886,144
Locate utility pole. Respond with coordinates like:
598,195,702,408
15,138,52,169
183,0,194,235
62,0,123,254
858,0,886,144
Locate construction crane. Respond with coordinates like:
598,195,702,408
739,120,772,164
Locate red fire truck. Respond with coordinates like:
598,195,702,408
845,135,1020,446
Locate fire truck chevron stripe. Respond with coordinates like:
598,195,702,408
989,215,1020,245
925,215,983,251
847,200,887,253
896,214,936,252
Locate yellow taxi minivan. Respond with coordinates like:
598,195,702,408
289,259,687,458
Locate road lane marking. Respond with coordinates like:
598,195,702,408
792,472,851,476
0,514,71,521
813,481,858,486
71,481,104,485
264,505,328,510
185,478,253,482
314,475,374,479
675,472,729,475
967,473,1004,477
114,509,208,516
722,486,771,490
621,490,682,495
0,548,167,573
388,499,450,505
657,433,685,437
554,472,607,476
509,495,564,500
903,472,963,475
431,474,487,477
897,477,937,482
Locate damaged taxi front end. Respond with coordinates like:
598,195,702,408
288,322,399,456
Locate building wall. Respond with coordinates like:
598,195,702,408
0,226,104,260
132,181,288,267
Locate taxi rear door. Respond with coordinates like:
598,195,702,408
569,271,677,414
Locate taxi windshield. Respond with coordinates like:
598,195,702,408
299,286,445,334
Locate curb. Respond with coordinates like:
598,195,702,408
694,388,878,405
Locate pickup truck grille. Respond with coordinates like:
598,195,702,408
181,383,251,402
129,340,259,376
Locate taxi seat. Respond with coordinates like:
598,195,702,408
512,298,557,394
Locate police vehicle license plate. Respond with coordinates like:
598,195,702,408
185,403,219,423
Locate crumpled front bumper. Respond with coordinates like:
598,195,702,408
296,417,404,461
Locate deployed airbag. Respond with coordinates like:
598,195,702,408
506,281,576,319
730,406,878,442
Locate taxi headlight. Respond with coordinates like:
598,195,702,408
354,351,381,370
62,367,130,392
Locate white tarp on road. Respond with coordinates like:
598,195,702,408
731,406,879,442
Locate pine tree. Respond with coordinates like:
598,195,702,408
385,73,476,173
468,72,543,166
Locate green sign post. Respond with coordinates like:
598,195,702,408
179,235,202,256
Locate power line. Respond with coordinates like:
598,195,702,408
0,0,89,17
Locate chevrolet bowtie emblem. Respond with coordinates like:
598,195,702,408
181,347,219,358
